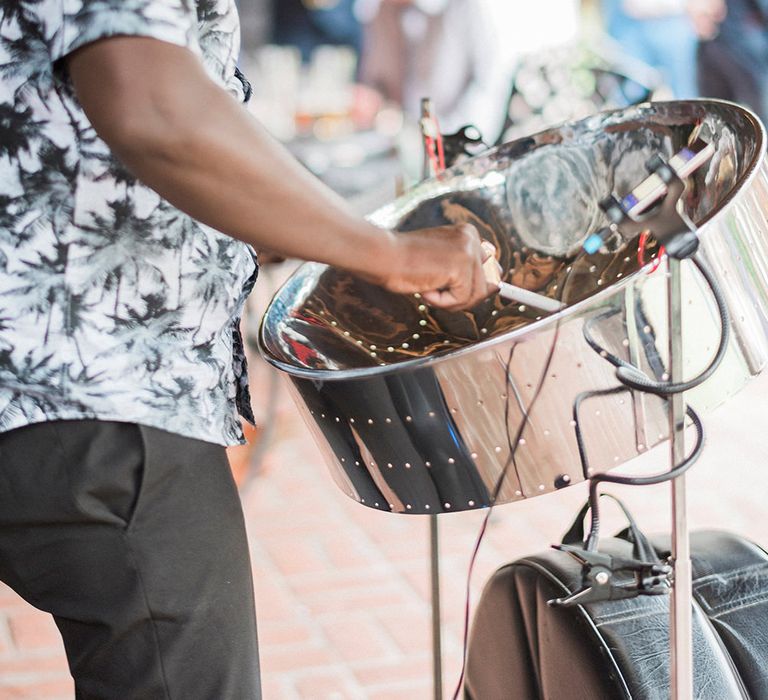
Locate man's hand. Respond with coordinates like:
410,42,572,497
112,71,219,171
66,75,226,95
369,224,497,310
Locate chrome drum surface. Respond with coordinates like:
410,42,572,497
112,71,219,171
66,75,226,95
260,101,767,514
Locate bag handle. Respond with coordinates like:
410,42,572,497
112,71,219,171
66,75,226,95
561,493,658,563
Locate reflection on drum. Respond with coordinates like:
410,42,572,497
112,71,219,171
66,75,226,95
260,100,767,515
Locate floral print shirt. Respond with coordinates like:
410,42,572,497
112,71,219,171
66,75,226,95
0,0,257,445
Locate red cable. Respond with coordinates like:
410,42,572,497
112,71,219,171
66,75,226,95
638,230,664,274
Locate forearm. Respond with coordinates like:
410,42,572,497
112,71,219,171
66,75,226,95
68,38,396,281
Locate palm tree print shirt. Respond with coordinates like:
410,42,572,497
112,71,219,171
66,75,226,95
0,0,258,445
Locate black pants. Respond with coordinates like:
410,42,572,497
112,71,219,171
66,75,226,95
0,421,261,699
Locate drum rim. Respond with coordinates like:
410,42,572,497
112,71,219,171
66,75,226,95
259,99,766,381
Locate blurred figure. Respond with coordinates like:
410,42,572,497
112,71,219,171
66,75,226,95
356,0,519,141
602,0,699,97
691,0,768,122
271,0,362,62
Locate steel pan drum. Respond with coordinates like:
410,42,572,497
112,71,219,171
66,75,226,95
260,101,768,514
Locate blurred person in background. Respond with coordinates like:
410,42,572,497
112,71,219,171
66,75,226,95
0,1,494,697
271,0,363,62
356,0,520,141
601,0,699,97
690,0,768,122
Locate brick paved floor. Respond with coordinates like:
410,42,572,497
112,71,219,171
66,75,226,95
1,357,767,699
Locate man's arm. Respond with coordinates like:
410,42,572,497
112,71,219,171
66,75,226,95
66,37,493,310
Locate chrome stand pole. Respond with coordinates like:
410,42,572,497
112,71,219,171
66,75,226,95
429,515,443,700
667,257,693,700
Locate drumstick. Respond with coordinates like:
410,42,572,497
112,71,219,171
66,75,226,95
481,241,565,313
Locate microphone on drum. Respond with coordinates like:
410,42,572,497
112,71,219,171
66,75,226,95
582,135,715,257
481,241,566,313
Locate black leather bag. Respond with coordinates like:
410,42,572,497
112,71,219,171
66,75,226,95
464,499,768,700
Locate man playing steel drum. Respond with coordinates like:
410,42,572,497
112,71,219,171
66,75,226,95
0,1,493,697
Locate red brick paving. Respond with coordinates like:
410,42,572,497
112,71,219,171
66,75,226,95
1,362,767,699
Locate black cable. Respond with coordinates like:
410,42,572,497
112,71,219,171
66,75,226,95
614,252,730,395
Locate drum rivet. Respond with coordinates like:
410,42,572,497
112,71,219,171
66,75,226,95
350,418,355,423
637,444,645,451
418,304,427,311
405,462,411,468
389,504,395,509
370,344,377,350
405,415,412,422
619,399,625,405
414,293,422,299
569,420,577,427
448,458,455,464
426,411,434,417
444,503,452,509
544,429,550,436
481,328,488,334
356,340,363,345
617,272,623,278
361,498,365,503
589,265,597,273
624,256,631,262
595,572,610,585
366,419,373,425
614,456,620,462
554,474,571,489
387,346,394,352
597,279,603,286
468,500,475,507
375,502,379,507
406,504,412,510
518,304,526,312
443,340,450,344
341,457,345,462
519,438,526,445
658,432,664,440
370,461,376,467
536,316,542,320
321,413,325,418
385,418,392,423
319,310,325,315
402,343,409,349
600,350,608,358
514,490,522,497
622,338,630,347
661,372,670,381
491,310,498,316
471,452,478,459
331,320,337,326
494,446,502,453
425,504,430,510
419,320,427,326
538,484,545,491
370,352,377,357
643,325,651,333
477,400,484,406
387,463,393,468
355,460,360,466
425,461,432,467
412,333,420,339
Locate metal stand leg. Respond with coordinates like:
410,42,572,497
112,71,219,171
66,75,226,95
430,514,443,700
667,258,693,700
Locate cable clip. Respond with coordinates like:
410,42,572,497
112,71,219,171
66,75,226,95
548,544,672,607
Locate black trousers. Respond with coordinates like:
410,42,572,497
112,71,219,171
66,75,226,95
0,421,261,699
